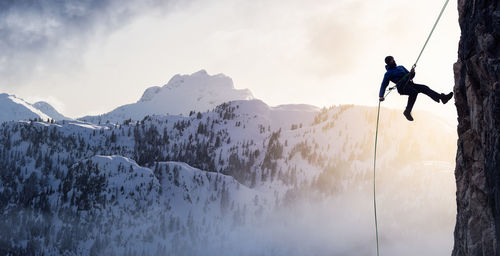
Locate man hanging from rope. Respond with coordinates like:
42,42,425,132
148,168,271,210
379,56,453,121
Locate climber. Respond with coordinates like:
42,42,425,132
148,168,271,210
379,56,453,121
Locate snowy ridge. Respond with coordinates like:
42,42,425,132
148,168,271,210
0,93,69,123
79,70,254,124
0,93,50,122
33,101,71,121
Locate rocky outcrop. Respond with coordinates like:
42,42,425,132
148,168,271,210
452,0,500,255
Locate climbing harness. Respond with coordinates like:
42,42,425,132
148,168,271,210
372,0,450,255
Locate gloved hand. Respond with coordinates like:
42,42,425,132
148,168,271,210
410,67,416,79
379,96,385,102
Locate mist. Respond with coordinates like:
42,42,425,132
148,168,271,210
171,162,455,256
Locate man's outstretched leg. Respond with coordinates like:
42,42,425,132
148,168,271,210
412,83,453,104
399,82,454,121
411,83,440,103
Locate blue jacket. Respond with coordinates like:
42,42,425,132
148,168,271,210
379,65,412,97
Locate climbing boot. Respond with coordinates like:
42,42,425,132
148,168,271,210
403,109,414,121
441,92,453,104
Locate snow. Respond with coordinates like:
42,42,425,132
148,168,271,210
0,93,49,122
67,121,106,130
78,70,254,124
33,101,71,121
0,85,458,255
0,93,67,123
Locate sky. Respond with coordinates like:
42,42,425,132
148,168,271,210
0,0,460,120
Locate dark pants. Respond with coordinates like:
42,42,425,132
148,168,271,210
397,81,441,112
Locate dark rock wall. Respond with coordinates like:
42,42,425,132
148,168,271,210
453,0,500,255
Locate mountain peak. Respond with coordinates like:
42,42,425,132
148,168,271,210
192,69,208,76
139,70,247,103
80,70,254,123
0,93,70,122
0,94,51,122
33,101,71,121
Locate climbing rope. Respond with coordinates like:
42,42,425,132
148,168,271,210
373,100,382,256
372,0,450,255
414,0,450,66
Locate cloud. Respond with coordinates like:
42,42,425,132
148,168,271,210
303,0,431,77
0,0,182,88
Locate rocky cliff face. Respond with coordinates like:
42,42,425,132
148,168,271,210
452,0,500,255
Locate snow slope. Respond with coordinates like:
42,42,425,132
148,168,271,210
78,70,254,124
0,93,70,123
0,93,52,122
33,101,71,121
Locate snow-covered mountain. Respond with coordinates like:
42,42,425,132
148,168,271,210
33,101,71,121
79,70,254,124
0,93,70,123
0,98,456,255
